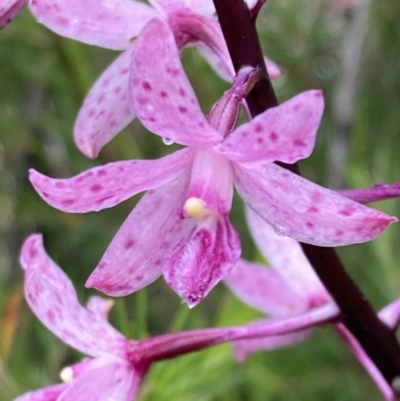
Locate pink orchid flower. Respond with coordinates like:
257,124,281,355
29,18,396,307
16,233,340,401
0,0,25,28
28,0,280,158
225,207,397,400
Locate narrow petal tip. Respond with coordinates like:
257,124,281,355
19,233,44,271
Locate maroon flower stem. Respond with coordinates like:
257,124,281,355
212,0,400,391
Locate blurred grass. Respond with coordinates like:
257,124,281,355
1,0,400,400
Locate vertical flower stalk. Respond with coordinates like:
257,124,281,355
212,0,400,392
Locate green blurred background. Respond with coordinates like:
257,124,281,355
1,0,400,399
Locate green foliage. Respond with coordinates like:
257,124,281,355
1,1,400,400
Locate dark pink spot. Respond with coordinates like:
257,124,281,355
113,86,122,95
137,97,148,105
97,169,107,176
293,104,301,111
98,262,106,270
62,199,76,207
47,310,56,324
166,67,180,76
121,68,129,75
306,221,314,228
55,182,65,189
142,81,152,91
242,131,248,138
269,132,278,142
97,94,106,104
88,109,96,117
179,88,186,97
335,229,344,236
307,206,319,213
178,106,187,114
135,275,143,282
339,208,353,216
160,91,168,98
124,239,135,249
293,139,306,147
90,184,103,192
102,78,111,88
254,123,263,133
257,137,264,144
29,247,38,258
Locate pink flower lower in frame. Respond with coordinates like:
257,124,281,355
16,234,340,400
28,0,280,158
29,19,396,307
225,207,396,401
0,0,25,28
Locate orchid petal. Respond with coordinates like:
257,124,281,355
224,259,309,316
86,172,196,297
163,214,241,308
131,18,222,147
234,163,397,246
29,148,193,213
264,57,282,80
20,234,76,299
245,207,330,305
0,0,25,29
28,0,157,50
21,235,126,357
14,384,68,401
59,362,141,401
86,296,115,320
233,327,312,362
215,91,324,165
149,0,215,15
197,41,281,82
74,47,136,158
379,298,400,330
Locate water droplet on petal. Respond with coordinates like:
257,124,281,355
274,225,290,237
162,137,174,146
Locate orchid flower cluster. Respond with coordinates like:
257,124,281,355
3,0,400,400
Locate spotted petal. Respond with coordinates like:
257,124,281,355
58,362,141,401
86,172,196,297
245,207,330,305
131,18,222,148
29,148,193,213
14,384,68,401
215,91,324,165
74,46,136,158
233,163,397,246
29,0,157,50
0,0,25,29
163,214,241,308
21,235,126,358
149,0,215,15
224,260,309,316
20,234,76,298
